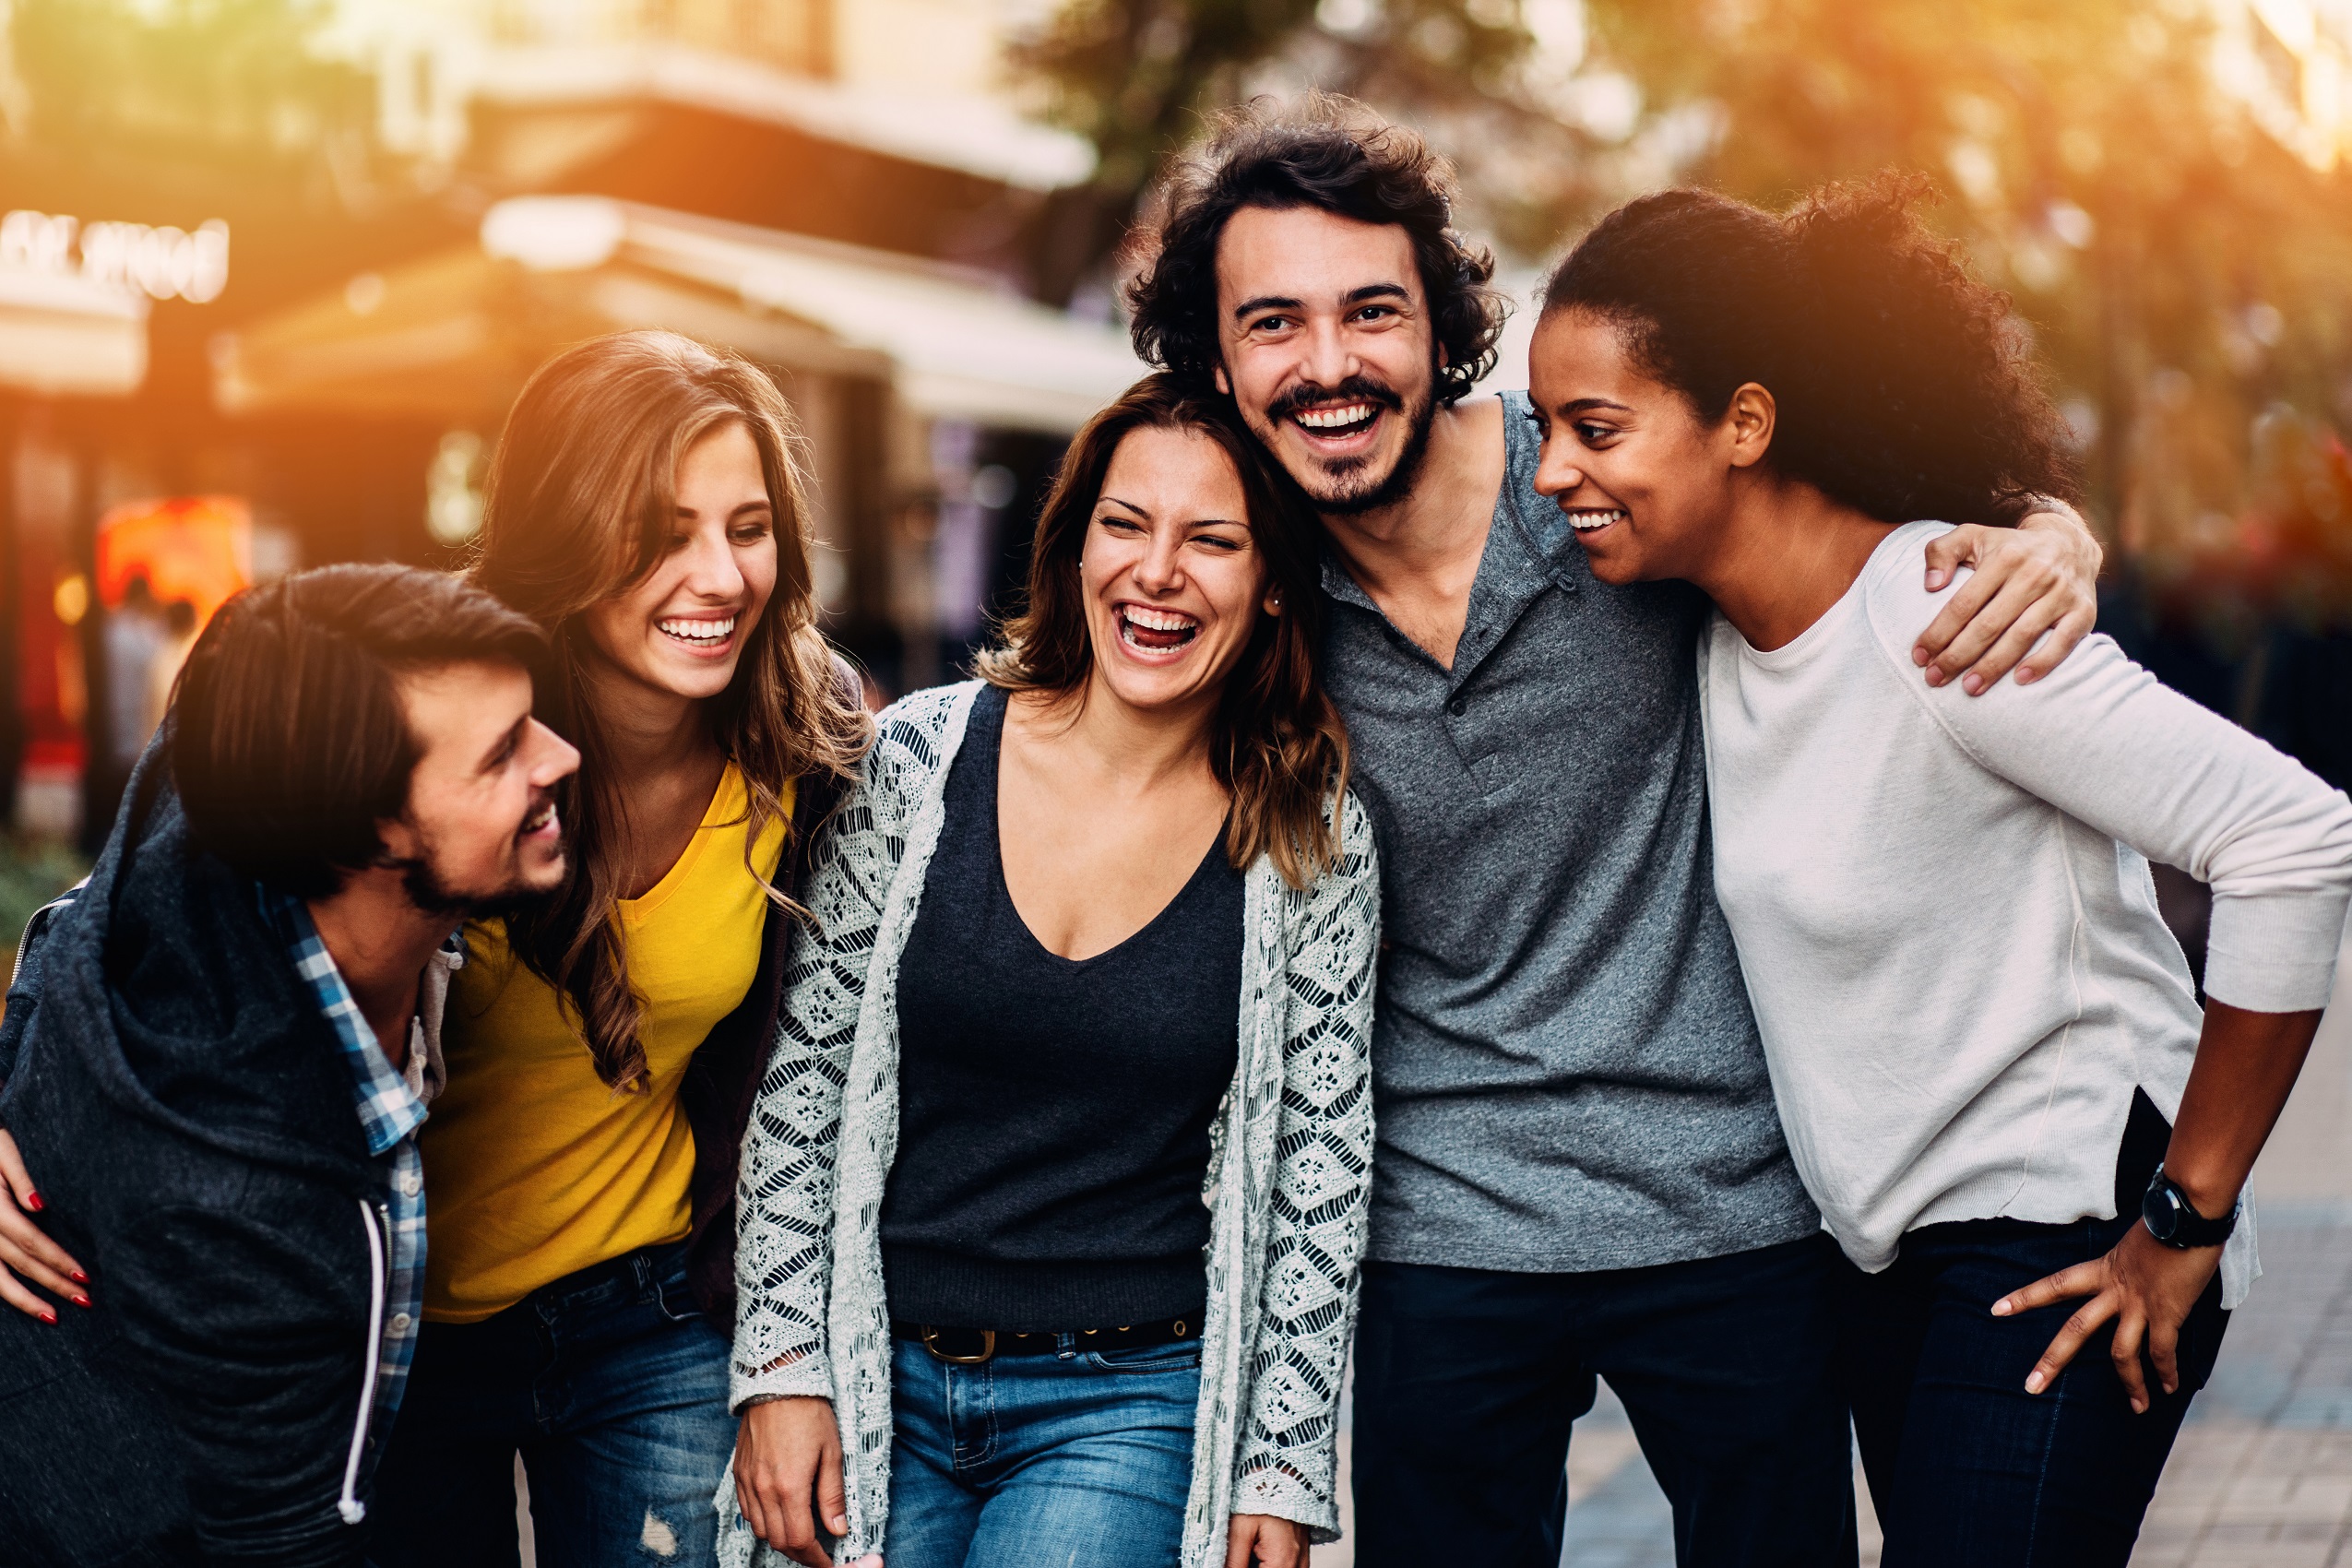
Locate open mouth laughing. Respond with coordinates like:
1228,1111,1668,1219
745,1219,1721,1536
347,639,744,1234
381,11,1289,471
657,614,736,649
516,795,558,845
1291,400,1382,440
1118,603,1200,653
1563,506,1627,533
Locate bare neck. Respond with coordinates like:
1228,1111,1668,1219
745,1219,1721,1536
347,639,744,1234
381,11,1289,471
578,661,720,778
303,874,457,1072
1318,395,1504,599
1692,475,1897,652
1010,672,1218,797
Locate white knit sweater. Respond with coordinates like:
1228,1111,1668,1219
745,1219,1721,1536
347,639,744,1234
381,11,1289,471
719,682,1382,1568
1700,521,2352,1305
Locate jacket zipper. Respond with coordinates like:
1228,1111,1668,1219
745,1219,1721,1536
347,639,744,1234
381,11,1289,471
338,1199,386,1526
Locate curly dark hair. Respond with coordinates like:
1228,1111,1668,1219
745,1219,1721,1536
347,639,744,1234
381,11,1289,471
1126,93,1508,406
1541,174,2080,527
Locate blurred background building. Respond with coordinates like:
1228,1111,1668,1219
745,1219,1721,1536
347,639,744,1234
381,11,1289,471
3,0,2350,896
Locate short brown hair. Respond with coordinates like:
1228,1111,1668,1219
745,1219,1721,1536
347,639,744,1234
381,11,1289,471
172,564,547,898
1126,93,1507,406
977,374,1348,890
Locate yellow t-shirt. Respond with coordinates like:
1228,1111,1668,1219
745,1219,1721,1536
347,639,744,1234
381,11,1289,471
422,763,790,1323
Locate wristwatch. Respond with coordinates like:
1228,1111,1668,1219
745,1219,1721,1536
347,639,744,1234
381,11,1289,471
2142,1165,2239,1250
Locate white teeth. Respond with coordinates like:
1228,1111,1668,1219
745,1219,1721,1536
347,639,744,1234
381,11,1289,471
1123,607,1198,632
1296,403,1376,430
1566,508,1627,532
658,616,735,643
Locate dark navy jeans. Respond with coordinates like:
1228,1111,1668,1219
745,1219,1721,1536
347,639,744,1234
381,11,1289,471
1841,1211,2229,1567
1350,1234,1857,1568
365,1241,735,1568
886,1333,1201,1568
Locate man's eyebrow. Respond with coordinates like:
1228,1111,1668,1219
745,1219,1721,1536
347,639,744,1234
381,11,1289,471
1346,282,1412,306
480,714,529,771
1230,294,1303,322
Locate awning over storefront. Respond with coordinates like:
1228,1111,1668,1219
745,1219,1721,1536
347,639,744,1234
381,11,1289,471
0,270,148,398
213,196,1143,435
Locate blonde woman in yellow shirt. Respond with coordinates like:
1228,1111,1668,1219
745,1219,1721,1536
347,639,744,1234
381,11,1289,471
365,331,869,1568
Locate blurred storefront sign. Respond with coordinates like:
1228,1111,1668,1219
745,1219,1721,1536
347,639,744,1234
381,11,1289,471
0,210,231,398
215,196,1139,433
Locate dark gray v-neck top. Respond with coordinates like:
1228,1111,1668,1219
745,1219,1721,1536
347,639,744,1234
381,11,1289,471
1320,391,1818,1274
881,683,1243,1331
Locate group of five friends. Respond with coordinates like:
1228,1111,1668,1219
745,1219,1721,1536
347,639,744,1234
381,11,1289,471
3,98,2350,1568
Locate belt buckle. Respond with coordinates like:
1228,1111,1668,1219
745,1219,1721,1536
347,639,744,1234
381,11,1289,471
921,1326,995,1365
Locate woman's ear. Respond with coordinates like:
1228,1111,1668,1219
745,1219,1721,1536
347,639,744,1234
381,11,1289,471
1726,383,1777,469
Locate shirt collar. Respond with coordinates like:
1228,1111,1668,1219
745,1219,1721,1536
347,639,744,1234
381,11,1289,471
260,888,428,1157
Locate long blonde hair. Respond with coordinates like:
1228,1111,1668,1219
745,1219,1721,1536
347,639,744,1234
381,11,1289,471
471,330,870,1089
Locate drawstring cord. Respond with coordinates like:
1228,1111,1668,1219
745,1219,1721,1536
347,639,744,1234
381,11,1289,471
339,1199,386,1526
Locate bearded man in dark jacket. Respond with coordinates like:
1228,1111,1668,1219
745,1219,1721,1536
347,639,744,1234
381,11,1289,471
0,564,578,1567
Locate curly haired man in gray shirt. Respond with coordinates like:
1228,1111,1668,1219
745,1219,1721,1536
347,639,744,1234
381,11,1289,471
1122,95,2107,1565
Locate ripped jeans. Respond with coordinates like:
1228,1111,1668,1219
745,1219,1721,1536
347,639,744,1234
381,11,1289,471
366,1241,735,1568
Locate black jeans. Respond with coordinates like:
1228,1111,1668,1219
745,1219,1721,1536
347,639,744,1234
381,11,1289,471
365,1242,736,1568
1840,1211,2228,1567
1350,1234,1857,1568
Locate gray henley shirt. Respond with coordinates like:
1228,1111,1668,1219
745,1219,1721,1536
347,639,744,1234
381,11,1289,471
1322,391,1819,1273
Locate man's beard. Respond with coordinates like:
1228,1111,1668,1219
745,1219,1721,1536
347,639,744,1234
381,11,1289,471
386,791,562,920
394,856,547,921
1262,369,1441,517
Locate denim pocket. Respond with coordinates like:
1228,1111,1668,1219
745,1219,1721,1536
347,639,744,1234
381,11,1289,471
1087,1339,1204,1373
651,1253,705,1324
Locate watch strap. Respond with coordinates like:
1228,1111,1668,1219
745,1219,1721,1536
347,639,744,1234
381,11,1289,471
2143,1165,2239,1250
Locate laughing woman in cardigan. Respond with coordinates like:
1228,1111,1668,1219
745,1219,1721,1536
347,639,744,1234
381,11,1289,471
722,374,1381,1568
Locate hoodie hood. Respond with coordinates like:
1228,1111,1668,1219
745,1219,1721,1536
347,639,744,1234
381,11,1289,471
6,738,370,1189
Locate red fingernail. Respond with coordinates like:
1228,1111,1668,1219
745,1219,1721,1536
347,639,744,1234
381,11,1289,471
71,1293,90,1309
39,1308,56,1324
24,1192,42,1213
69,1270,86,1285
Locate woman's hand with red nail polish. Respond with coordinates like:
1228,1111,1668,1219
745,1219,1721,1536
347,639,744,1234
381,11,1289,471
0,1129,89,1320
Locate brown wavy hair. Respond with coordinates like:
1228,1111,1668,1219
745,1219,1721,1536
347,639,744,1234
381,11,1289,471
976,373,1348,890
470,330,871,1090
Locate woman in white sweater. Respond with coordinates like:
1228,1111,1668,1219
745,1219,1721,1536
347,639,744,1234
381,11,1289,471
1524,178,2352,1564
720,375,1379,1568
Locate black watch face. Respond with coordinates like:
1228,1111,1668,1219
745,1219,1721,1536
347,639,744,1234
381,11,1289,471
2143,1185,2182,1241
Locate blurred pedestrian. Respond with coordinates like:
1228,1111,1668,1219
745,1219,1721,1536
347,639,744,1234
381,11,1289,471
1122,97,2107,1568
1530,177,2352,1565
361,331,871,1568
724,374,1379,1568
145,596,200,741
0,564,576,1566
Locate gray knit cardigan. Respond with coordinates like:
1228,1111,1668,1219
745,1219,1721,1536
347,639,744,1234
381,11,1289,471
718,681,1381,1568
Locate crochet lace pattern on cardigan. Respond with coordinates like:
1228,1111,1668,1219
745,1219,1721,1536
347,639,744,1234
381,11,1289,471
718,681,1381,1568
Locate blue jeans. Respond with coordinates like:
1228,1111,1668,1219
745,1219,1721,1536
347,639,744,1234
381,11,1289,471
1350,1235,1857,1568
1841,1212,2229,1567
366,1241,736,1568
886,1334,1201,1568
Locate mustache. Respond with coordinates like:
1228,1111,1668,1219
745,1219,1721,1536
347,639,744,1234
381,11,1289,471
1265,375,1406,423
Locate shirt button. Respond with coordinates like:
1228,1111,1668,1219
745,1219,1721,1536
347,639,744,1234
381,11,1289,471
390,1313,412,1332
1446,695,1467,717
398,1171,422,1196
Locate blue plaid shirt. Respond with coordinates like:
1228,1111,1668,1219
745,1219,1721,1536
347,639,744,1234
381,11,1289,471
262,891,428,1445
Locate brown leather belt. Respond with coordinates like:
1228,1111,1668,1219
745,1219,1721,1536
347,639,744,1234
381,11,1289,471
893,1316,1199,1364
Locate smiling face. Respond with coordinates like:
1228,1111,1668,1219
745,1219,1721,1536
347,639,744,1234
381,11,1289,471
379,658,581,914
1080,424,1277,716
1213,204,1440,515
578,418,778,708
1526,307,1769,585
